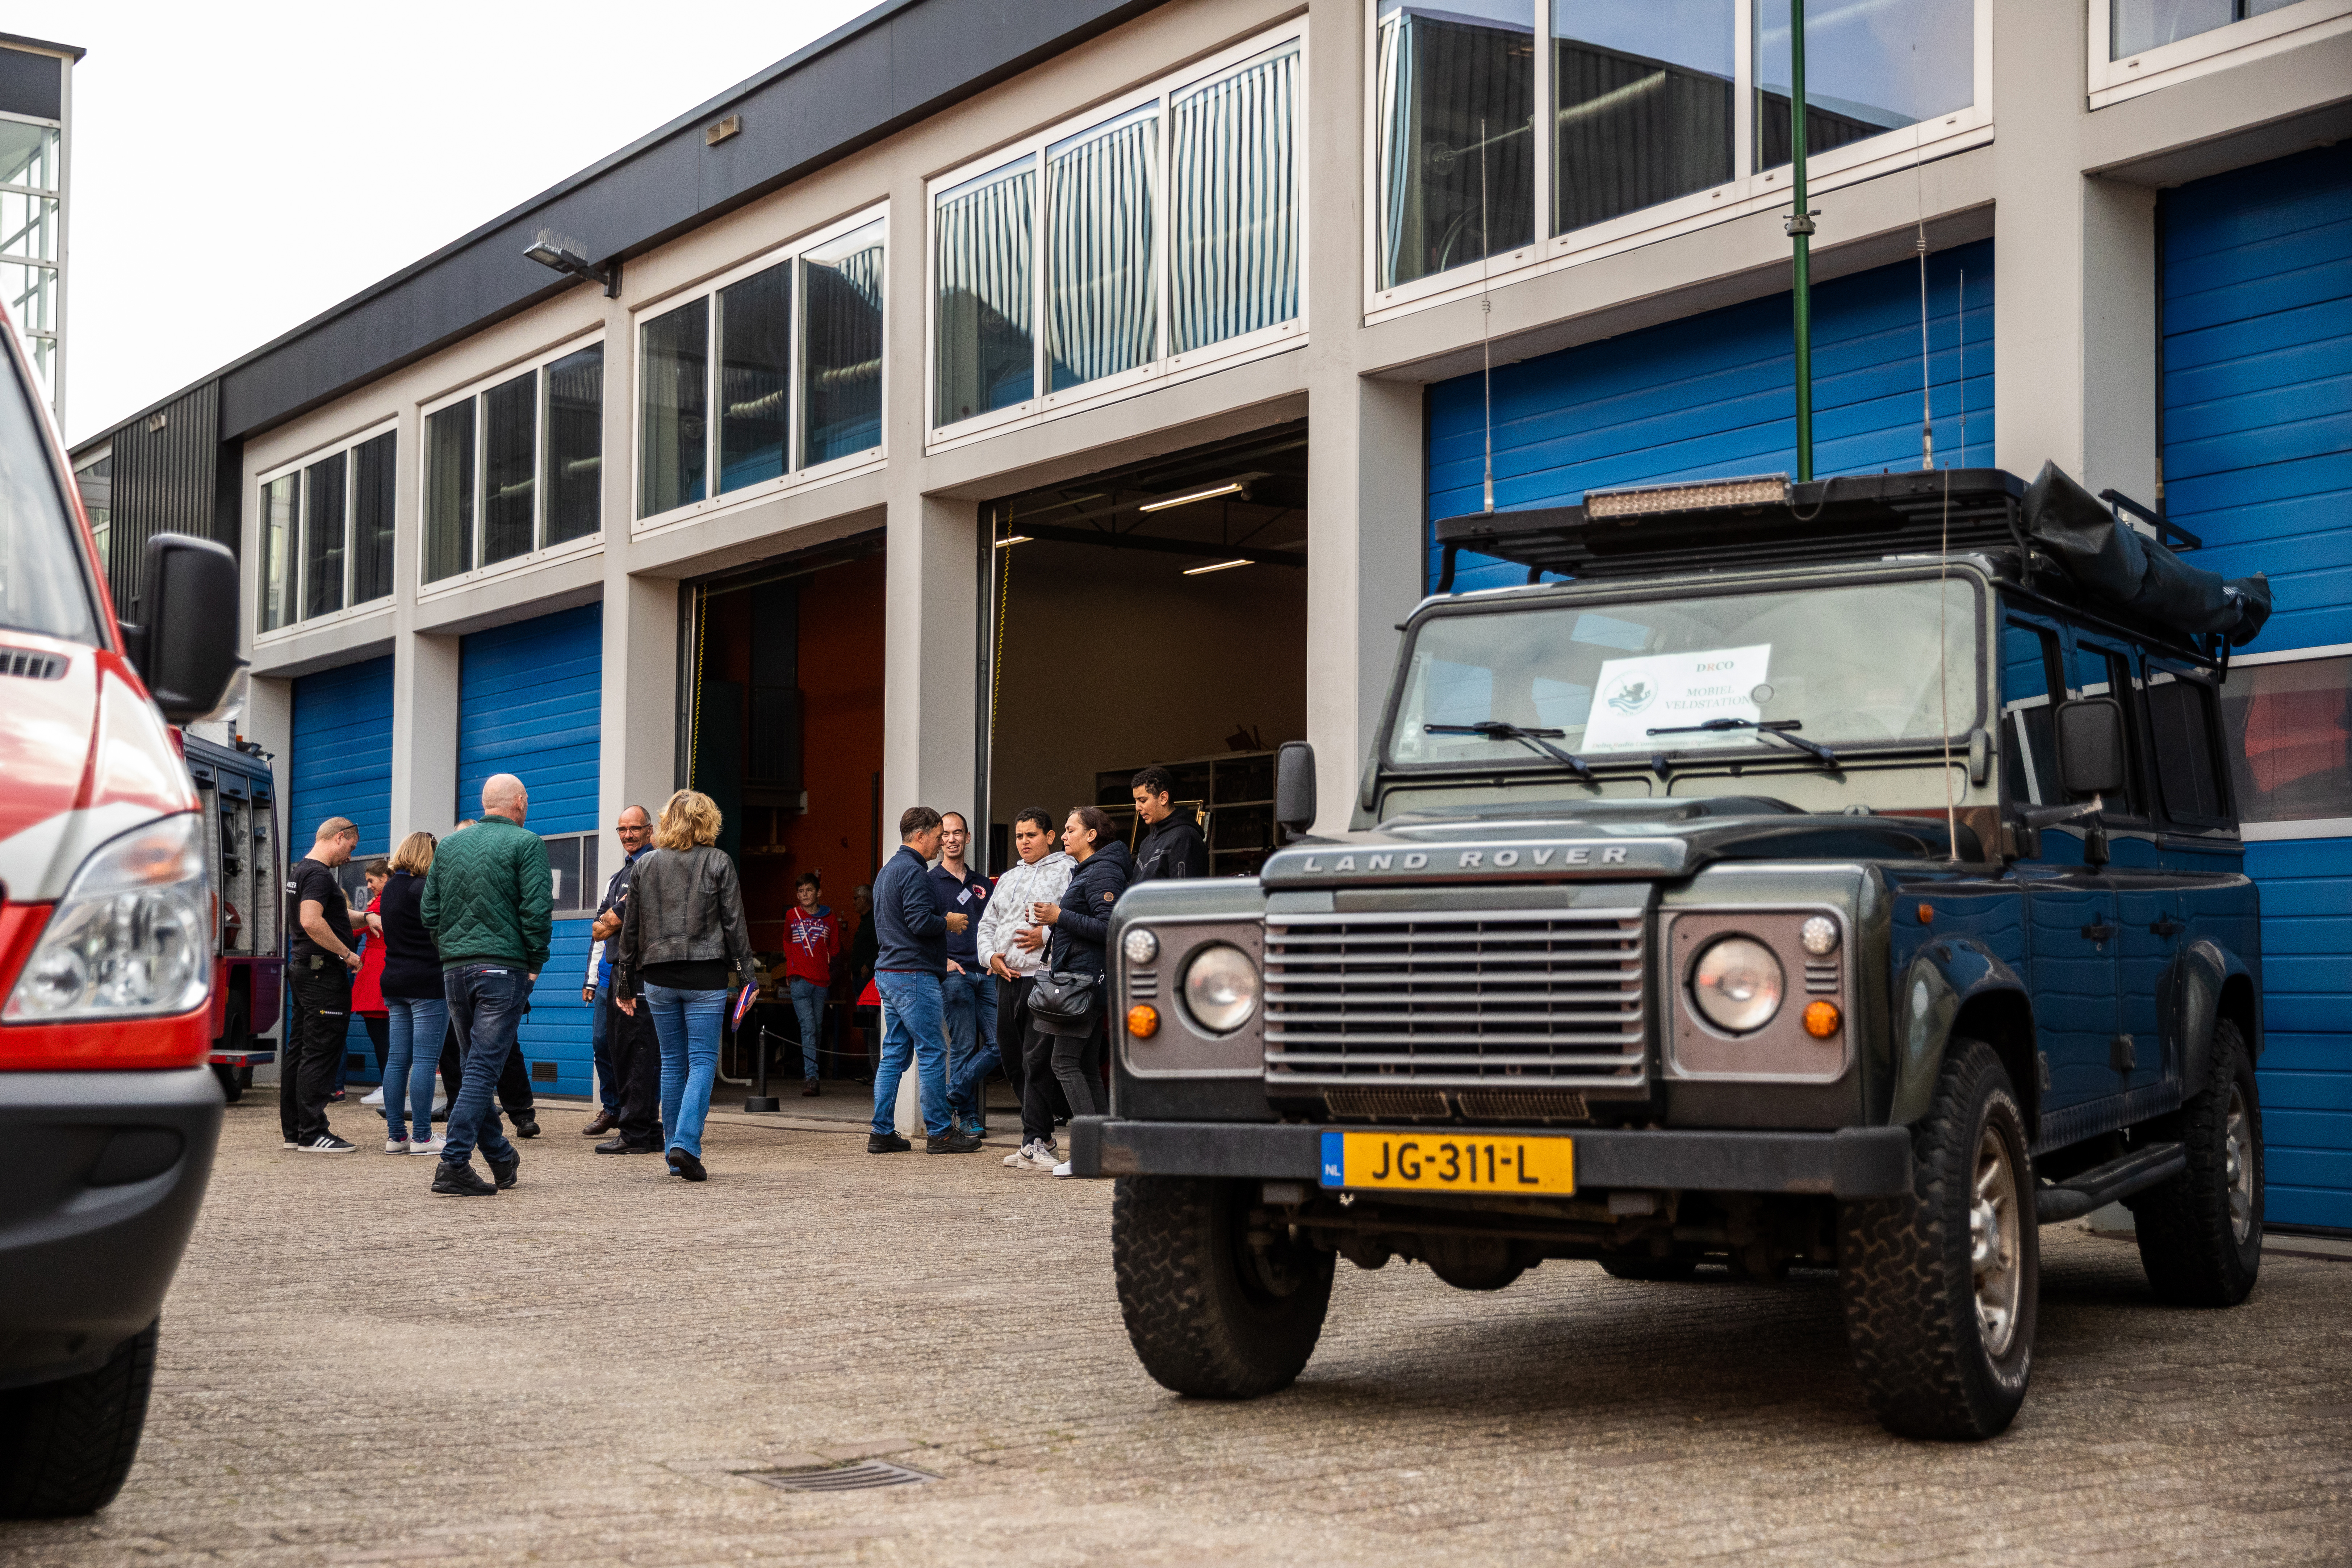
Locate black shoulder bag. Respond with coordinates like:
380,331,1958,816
1026,969,1102,1037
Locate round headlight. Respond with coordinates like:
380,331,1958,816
1690,936,1784,1034
1181,944,1260,1034
1122,927,1160,965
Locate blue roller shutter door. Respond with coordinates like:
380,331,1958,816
2163,144,2352,1232
1428,239,1994,592
289,656,394,1085
457,605,602,1098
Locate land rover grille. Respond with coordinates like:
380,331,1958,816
1263,907,1645,1095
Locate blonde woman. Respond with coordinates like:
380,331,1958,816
376,831,447,1154
615,791,756,1182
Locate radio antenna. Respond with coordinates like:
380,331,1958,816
1912,39,1932,471
1481,117,1495,514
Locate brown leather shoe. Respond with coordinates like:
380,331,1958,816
800,1080,820,1097
581,1110,618,1137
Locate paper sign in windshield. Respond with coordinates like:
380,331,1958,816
1580,644,1772,751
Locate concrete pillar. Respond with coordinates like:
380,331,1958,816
389,630,460,838
603,570,680,825
1989,0,2159,504
881,489,980,827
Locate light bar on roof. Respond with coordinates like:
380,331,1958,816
1585,473,1791,519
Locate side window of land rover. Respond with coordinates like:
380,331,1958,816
2066,635,2146,819
2001,619,2062,807
2146,664,2231,824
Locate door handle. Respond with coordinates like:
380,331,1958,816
2149,917,2185,938
2081,921,2118,944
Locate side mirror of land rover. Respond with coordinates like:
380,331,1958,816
2055,697,2127,800
129,533,245,724
1274,741,1317,839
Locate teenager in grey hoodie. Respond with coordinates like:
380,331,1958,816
963,807,1074,1154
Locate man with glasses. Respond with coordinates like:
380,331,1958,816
929,812,996,1137
583,805,661,1153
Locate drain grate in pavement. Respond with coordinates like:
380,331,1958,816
751,1460,937,1493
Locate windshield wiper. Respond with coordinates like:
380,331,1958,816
1644,717,1838,768
1424,721,1598,782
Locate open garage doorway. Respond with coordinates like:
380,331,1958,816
983,420,1308,876
680,533,885,1092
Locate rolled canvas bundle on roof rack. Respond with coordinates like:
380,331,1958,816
1432,461,2271,658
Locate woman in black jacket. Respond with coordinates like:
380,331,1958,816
1014,806,1133,1171
376,832,446,1154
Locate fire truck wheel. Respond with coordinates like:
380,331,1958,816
211,1063,244,1103
0,1320,158,1518
1113,1176,1332,1399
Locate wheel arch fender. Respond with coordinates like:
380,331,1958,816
1890,938,2037,1137
2177,938,2261,1100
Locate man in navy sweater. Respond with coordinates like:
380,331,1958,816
868,806,982,1154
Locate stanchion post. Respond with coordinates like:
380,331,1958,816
744,1013,780,1113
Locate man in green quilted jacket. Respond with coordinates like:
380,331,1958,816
420,773,552,1197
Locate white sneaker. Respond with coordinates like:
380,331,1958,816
361,1087,385,1107
1051,1160,1072,1178
1014,1142,1060,1172
409,1135,447,1155
383,1137,410,1154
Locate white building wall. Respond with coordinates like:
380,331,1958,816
231,0,2352,847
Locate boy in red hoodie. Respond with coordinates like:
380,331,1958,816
782,872,842,1095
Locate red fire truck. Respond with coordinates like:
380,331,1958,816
180,729,281,1102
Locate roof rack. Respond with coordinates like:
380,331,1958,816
1432,469,2026,590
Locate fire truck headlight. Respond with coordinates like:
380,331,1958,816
5,813,212,1022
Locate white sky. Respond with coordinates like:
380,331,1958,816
22,0,874,446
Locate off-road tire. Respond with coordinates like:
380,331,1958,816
0,1320,158,1518
1838,1040,2037,1440
1112,1176,1333,1399
1599,1253,1701,1281
2130,1020,2262,1307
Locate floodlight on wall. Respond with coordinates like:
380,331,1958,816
1182,558,1254,576
525,229,622,298
1140,480,1247,513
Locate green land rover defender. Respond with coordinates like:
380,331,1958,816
1070,464,2272,1441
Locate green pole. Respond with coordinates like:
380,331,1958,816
1788,0,1815,482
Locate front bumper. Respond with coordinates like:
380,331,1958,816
1068,1118,1913,1198
0,1066,223,1389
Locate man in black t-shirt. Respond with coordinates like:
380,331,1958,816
281,816,362,1152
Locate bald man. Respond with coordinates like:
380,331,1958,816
420,774,552,1197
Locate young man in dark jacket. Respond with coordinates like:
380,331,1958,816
1130,765,1210,883
867,807,981,1156
419,775,551,1197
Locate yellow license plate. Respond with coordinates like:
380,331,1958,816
1319,1130,1575,1195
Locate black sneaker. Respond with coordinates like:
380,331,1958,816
510,1113,540,1139
866,1132,911,1154
299,1134,358,1154
927,1130,985,1155
431,1161,497,1196
666,1148,708,1182
487,1151,520,1190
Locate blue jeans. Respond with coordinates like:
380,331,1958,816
643,983,725,1160
382,996,445,1142
788,977,827,1081
590,981,619,1112
440,966,523,1169
871,971,949,1138
942,969,999,1128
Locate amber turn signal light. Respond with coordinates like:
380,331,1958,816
1127,1004,1160,1039
1803,1000,1842,1038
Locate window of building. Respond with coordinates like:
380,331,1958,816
1371,0,1987,313
929,27,1303,444
635,210,885,525
257,425,397,635
542,830,602,917
2090,0,2351,105
423,336,605,585
2220,650,2352,833
0,108,64,413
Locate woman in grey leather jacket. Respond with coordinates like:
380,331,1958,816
616,790,756,1182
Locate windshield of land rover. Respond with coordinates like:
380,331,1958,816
1388,579,1979,768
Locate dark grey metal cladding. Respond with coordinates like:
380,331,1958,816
210,0,1166,446
1260,836,1688,886
0,43,64,120
104,382,223,623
